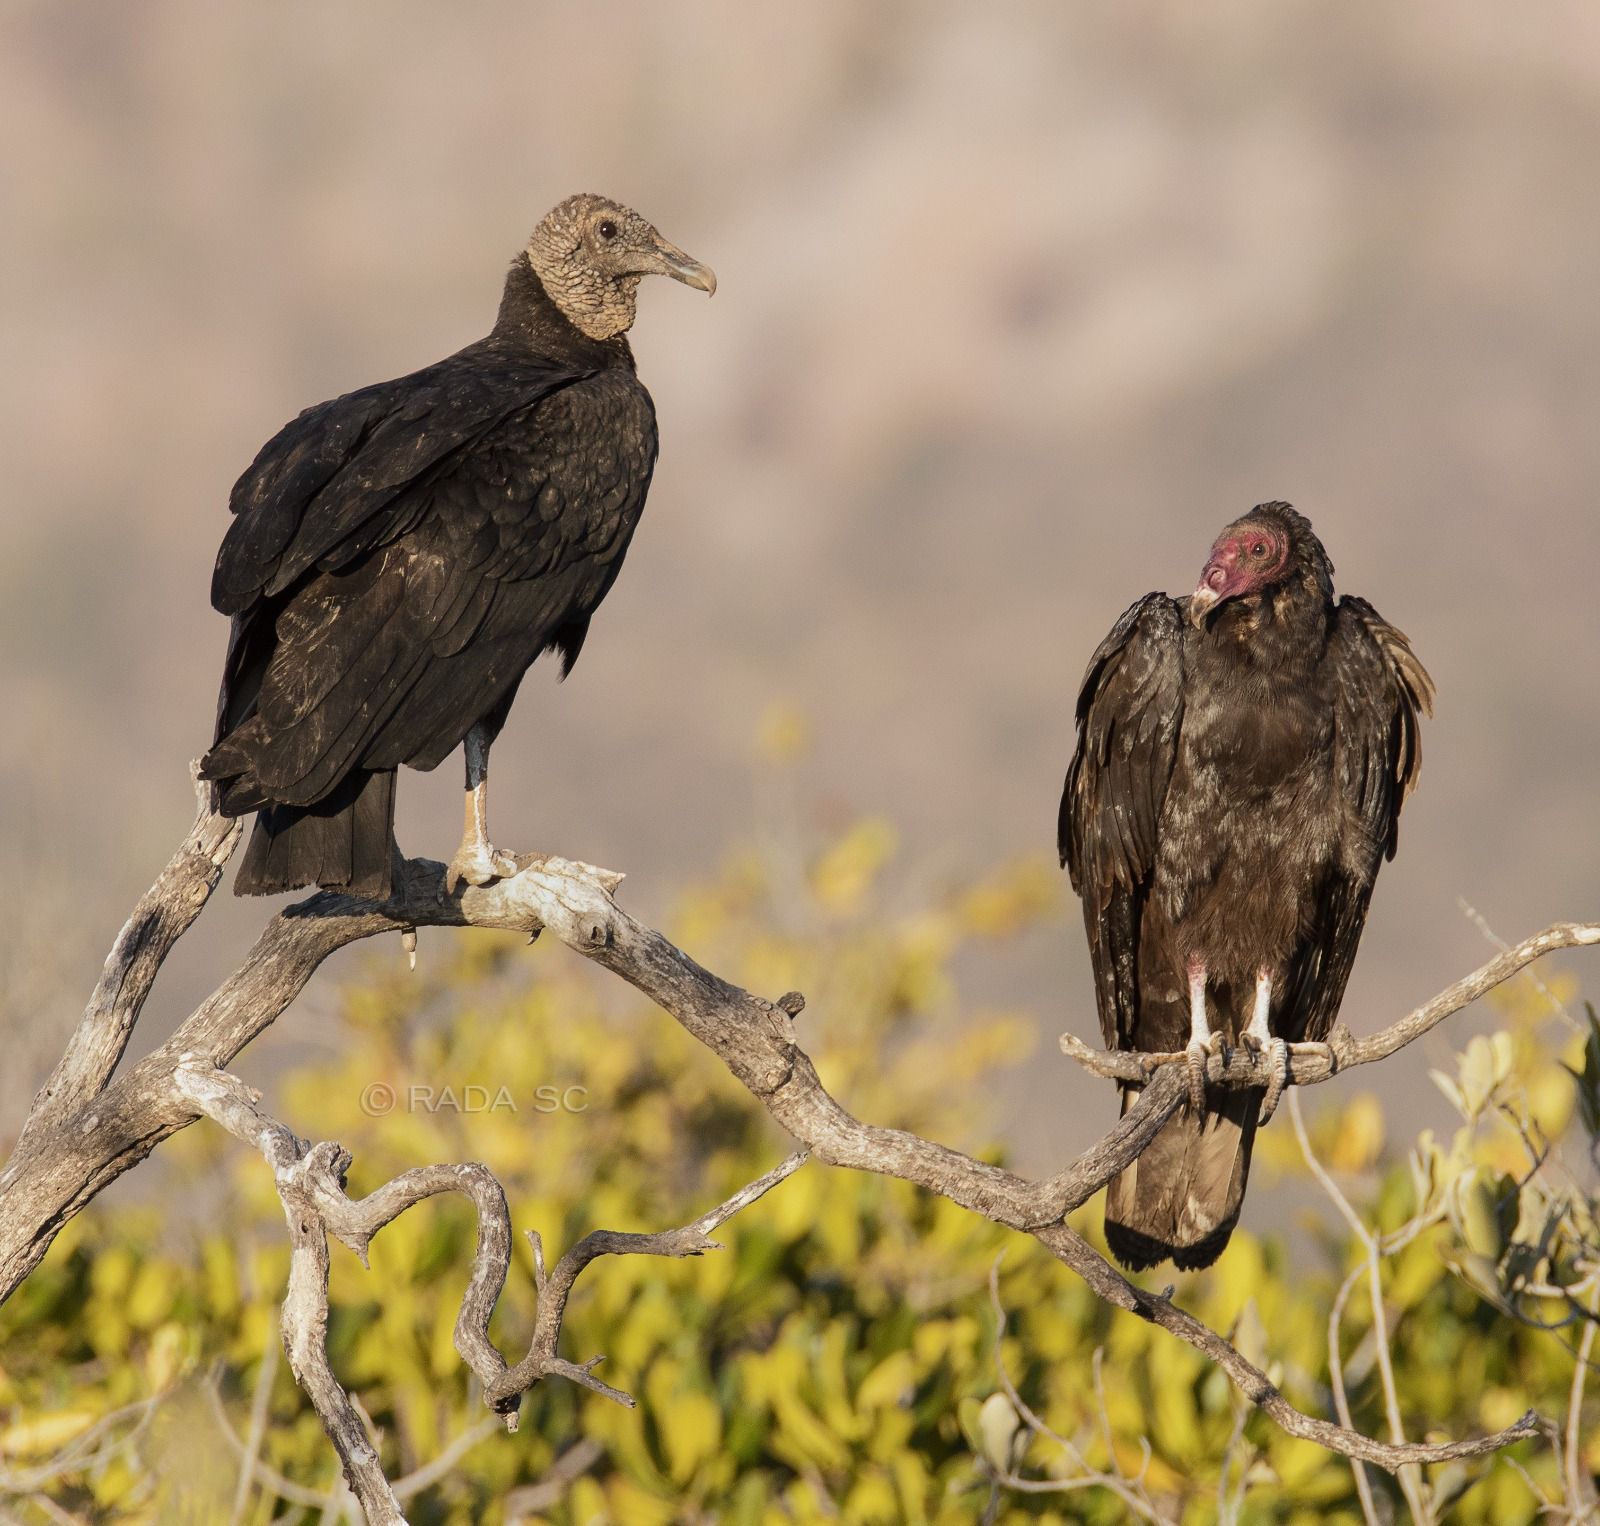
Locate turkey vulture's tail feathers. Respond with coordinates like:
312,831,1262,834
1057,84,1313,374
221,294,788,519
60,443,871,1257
1104,1086,1259,1272
231,768,398,899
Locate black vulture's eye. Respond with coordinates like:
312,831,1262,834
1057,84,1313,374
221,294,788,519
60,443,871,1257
597,219,618,241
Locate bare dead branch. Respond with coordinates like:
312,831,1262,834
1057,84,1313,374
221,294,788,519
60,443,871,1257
171,1054,800,1515
1031,1219,1540,1469
4,773,1590,1515
485,1150,808,1412
1059,920,1600,1088
11,768,239,1155
205,1374,502,1513
174,1061,410,1523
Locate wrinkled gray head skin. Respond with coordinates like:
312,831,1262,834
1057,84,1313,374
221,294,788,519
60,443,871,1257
526,193,716,341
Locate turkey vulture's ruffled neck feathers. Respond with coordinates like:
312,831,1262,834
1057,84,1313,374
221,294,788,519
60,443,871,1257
1186,501,1335,671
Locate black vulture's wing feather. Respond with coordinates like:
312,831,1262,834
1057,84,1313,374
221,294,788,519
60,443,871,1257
211,347,591,616
223,367,657,805
1059,594,1186,1050
1279,597,1435,1042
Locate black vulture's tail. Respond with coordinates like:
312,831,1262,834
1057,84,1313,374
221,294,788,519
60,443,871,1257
1103,1085,1259,1272
230,768,398,899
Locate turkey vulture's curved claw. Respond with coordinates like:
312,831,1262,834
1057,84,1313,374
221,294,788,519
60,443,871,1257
1255,1036,1290,1125
1185,1042,1207,1114
1185,1032,1226,1115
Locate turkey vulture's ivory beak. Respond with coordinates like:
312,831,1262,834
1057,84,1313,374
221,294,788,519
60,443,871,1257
1188,571,1226,627
646,239,717,296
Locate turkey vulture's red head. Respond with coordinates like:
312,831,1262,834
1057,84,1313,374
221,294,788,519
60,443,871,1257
1187,501,1333,629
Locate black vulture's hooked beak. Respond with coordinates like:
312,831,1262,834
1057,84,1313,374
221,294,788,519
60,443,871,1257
641,236,716,296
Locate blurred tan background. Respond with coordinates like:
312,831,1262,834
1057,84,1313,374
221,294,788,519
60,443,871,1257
2,1,1597,1167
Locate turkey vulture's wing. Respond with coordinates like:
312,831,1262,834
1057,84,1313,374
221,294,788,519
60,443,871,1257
1059,594,1186,1050
206,368,656,808
1278,597,1435,1042
210,347,591,616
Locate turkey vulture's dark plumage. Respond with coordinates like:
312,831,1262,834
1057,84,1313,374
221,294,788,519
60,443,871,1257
1059,504,1433,1271
200,194,714,899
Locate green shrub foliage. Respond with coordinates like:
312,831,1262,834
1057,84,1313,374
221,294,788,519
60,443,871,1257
2,813,1594,1522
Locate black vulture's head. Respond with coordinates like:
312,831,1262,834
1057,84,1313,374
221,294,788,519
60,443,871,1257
526,193,715,341
1187,501,1334,629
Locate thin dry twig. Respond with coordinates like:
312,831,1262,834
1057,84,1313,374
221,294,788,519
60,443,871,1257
1289,1089,1431,1523
229,1329,280,1526
1327,1262,1382,1526
209,1368,505,1515
1566,1283,1600,1519
488,1149,808,1411
984,1258,1174,1524
502,1436,607,1519
1059,920,1600,1091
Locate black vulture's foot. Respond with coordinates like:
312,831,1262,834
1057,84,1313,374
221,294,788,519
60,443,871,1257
1245,1034,1291,1124
443,842,521,897
1185,1031,1226,1115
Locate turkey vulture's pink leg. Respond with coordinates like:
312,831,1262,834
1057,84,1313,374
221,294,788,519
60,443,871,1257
444,723,522,895
1184,957,1224,1114
1245,969,1290,1124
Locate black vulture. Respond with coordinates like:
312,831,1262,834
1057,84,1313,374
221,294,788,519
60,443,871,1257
201,194,714,899
1058,503,1433,1271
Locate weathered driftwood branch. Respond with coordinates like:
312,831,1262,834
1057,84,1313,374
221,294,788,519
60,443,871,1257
3,770,1585,1513
171,1055,803,1521
1057,919,1600,1088
485,1149,808,1412
12,765,240,1156
173,1060,414,1524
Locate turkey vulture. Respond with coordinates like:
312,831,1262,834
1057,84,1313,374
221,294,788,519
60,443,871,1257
200,194,714,899
1058,503,1433,1271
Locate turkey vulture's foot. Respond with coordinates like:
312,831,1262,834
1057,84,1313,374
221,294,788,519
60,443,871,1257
1245,1035,1290,1124
1184,957,1218,1113
1184,1031,1227,1115
1243,969,1285,1121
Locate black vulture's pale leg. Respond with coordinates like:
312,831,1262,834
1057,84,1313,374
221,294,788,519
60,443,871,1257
443,723,521,895
1246,969,1289,1124
1184,958,1222,1115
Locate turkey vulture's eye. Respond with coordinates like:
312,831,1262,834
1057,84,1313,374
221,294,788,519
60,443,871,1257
597,219,618,241
1251,540,1269,558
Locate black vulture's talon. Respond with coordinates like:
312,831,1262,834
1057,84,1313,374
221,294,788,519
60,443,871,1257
443,843,520,897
